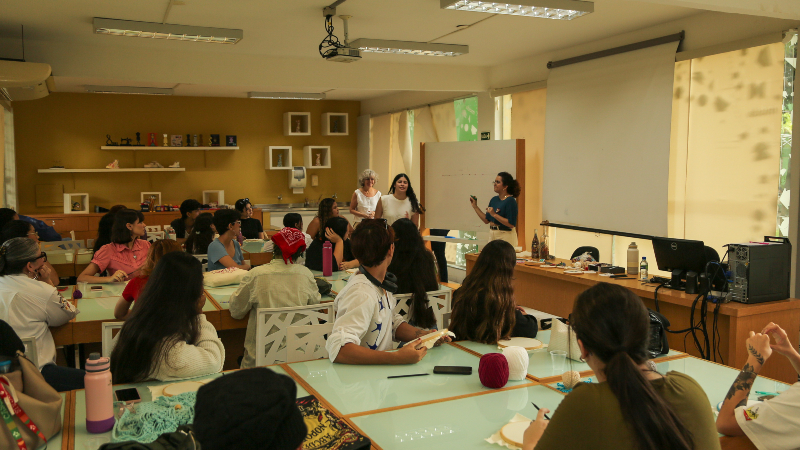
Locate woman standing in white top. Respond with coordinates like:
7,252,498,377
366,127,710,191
0,237,82,391
375,173,423,227
349,169,382,223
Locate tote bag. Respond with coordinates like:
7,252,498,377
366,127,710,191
548,319,583,362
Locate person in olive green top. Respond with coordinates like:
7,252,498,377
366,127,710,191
523,283,721,450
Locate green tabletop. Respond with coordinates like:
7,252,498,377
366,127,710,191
63,282,128,300
73,368,305,450
36,392,66,450
287,343,532,416
75,297,216,321
205,286,239,310
351,384,565,450
241,240,267,253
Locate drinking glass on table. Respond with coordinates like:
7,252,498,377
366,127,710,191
550,350,567,374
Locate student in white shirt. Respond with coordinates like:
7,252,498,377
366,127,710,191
717,322,800,450
0,237,82,391
111,251,224,383
326,219,450,364
230,227,321,368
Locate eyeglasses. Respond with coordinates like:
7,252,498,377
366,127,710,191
27,231,39,237
29,252,47,263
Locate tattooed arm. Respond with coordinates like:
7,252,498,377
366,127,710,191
716,331,772,436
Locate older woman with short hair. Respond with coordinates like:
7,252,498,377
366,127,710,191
350,169,381,222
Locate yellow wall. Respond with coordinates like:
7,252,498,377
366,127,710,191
510,88,546,250
13,93,360,214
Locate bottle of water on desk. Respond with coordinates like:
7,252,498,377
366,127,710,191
639,257,648,282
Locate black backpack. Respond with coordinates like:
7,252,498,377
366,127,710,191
647,309,671,358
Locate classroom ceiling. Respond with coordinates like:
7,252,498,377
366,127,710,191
0,0,714,101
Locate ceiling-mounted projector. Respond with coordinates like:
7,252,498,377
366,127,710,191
319,12,361,63
324,46,361,63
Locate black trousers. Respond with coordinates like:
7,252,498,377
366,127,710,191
429,229,449,283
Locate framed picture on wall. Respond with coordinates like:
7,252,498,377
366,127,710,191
171,135,183,146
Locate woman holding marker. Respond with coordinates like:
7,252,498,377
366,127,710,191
469,172,520,247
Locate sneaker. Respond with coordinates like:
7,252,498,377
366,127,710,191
144,161,164,168
105,160,119,169
168,161,180,168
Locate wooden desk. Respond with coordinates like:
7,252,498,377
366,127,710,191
466,254,800,383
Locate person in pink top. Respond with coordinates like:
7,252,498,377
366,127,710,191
78,209,151,283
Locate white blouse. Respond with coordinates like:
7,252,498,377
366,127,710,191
354,189,382,217
380,195,415,226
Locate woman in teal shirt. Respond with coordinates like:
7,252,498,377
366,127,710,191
469,171,521,247
207,209,251,272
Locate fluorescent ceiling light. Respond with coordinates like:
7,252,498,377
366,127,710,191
441,0,593,20
350,38,468,57
93,18,243,44
84,86,174,95
248,92,326,100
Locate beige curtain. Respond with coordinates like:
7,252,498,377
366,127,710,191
388,112,412,182
370,114,392,193
430,102,456,143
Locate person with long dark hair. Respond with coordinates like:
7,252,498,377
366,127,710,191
469,171,521,246
304,217,357,272
113,239,183,320
110,252,224,383
1,220,59,285
169,199,202,238
0,238,82,391
93,205,129,253
306,198,352,241
375,173,423,227
207,209,250,271
523,283,720,450
388,218,439,329
234,198,265,240
78,209,150,283
185,212,215,255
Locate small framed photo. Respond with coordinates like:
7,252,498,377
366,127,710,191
171,135,183,147
226,135,237,147
210,134,220,147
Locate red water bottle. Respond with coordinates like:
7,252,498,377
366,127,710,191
323,241,332,276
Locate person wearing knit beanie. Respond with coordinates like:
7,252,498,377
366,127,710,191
194,367,307,450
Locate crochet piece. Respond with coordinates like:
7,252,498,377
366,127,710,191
562,370,581,389
112,391,197,443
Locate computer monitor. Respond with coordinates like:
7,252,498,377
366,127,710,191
651,237,709,288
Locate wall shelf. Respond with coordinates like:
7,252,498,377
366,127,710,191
266,146,292,170
38,168,185,173
304,146,331,169
284,112,311,136
321,113,348,136
100,146,238,150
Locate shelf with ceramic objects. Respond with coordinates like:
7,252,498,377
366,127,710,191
284,112,311,136
321,113,348,136
39,168,185,173
266,146,292,170
100,146,237,151
303,146,331,169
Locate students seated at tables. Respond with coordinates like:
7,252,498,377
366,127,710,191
110,252,224,383
193,367,307,450
1,220,59,285
522,283,721,450
229,227,321,368
375,173,423,227
0,238,82,391
306,198,352,241
716,322,800,449
185,212,215,255
325,220,450,365
78,209,150,283
207,209,250,271
388,218,439,329
170,199,202,238
113,239,183,320
0,207,62,242
235,198,265,240
305,217,357,272
449,240,537,344
262,213,313,253
92,205,127,253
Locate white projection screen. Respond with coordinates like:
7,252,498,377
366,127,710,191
542,41,679,237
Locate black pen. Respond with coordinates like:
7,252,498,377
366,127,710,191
531,402,551,420
387,373,429,379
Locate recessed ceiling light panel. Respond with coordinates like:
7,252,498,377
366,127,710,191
441,0,593,20
248,92,326,100
350,39,468,57
93,18,243,43
84,86,174,95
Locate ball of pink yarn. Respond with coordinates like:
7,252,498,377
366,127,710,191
479,353,509,389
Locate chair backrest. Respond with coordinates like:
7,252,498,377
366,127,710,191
146,231,166,242
286,323,333,363
145,225,162,232
255,304,333,367
442,312,452,329
392,288,453,330
20,336,38,368
101,321,125,357
86,238,95,249
41,240,85,251
570,246,600,261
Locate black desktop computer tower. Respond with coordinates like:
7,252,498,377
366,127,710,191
728,237,791,304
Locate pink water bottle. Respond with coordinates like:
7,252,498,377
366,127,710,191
322,241,333,276
85,353,115,433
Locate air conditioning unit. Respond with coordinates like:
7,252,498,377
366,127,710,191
0,60,53,102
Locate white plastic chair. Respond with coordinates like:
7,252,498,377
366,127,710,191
393,289,452,330
101,322,124,357
145,225,162,233
86,238,95,249
20,336,38,368
286,323,333,363
41,240,85,251
255,304,333,367
442,312,452,329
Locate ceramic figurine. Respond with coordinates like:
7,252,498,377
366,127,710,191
148,133,156,146
316,153,321,166
186,134,191,147
295,119,301,133
105,134,118,146
162,134,169,146
72,202,82,212
192,134,199,147
135,132,141,146
171,135,182,147
277,154,283,167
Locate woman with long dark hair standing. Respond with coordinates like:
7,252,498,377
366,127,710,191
78,209,150,283
522,283,720,450
388,218,439,329
469,171,521,246
375,173,423,228
306,198,353,241
449,239,537,343
110,251,224,383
